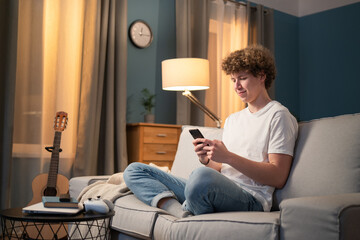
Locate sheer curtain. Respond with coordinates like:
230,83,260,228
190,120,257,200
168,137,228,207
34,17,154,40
175,0,274,127
206,0,249,127
3,0,127,208
206,0,274,127
10,0,85,208
13,0,84,176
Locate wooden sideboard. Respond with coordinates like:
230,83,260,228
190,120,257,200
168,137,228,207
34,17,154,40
126,123,182,169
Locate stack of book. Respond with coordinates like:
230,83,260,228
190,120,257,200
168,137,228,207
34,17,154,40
42,195,79,208
22,195,81,215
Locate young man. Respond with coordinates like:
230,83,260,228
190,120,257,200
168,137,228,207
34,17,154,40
124,45,298,217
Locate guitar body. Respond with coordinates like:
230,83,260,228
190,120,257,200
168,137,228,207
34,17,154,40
28,173,69,206
26,174,69,240
26,112,70,240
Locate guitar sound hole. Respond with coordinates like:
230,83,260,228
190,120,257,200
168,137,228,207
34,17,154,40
43,187,57,196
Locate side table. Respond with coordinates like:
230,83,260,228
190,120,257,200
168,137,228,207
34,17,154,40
0,208,114,240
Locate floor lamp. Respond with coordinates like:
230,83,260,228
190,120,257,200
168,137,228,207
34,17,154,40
162,58,222,128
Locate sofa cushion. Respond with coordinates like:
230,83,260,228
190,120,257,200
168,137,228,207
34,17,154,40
153,211,280,240
274,113,360,210
111,194,168,239
171,125,223,179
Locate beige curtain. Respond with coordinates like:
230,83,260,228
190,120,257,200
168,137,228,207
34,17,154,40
0,0,18,210
74,0,128,176
175,0,210,126
2,0,127,208
249,4,275,98
206,0,274,127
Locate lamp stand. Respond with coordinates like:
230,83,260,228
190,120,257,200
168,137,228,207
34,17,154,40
182,90,221,128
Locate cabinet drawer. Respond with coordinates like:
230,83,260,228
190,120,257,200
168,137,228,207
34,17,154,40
143,127,179,144
143,144,177,161
142,160,173,169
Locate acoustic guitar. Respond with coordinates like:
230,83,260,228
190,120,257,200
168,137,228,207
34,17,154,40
27,111,69,239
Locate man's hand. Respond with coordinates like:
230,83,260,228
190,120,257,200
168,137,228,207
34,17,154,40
192,138,208,161
192,138,222,171
202,139,232,163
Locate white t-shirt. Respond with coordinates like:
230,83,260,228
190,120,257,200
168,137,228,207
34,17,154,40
221,101,298,211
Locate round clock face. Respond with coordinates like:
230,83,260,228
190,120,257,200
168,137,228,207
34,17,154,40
129,20,153,48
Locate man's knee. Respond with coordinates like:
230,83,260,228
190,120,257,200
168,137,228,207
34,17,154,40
185,167,218,199
189,167,218,183
123,162,144,184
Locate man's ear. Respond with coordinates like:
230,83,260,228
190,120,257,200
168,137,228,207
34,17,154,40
259,72,266,83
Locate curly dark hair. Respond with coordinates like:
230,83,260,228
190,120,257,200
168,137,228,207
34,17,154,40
221,45,276,89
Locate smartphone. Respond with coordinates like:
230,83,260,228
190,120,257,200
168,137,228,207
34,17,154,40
189,129,205,139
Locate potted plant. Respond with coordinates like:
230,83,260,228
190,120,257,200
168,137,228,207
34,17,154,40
141,88,156,123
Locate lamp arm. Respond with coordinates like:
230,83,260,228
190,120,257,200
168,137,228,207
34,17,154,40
182,90,222,128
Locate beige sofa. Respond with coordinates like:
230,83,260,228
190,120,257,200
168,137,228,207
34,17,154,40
69,113,360,240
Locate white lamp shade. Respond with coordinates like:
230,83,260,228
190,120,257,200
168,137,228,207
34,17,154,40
162,58,210,91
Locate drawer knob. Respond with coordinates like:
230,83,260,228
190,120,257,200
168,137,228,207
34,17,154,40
156,151,167,154
156,134,167,137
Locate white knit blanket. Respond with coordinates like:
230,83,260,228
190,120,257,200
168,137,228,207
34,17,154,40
70,164,170,238
77,172,131,203
77,163,171,203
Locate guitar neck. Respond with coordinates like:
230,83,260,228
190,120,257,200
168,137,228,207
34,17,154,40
47,131,62,189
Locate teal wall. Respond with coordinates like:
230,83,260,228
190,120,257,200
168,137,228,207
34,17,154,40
127,0,176,124
127,1,360,124
298,3,360,121
273,11,300,120
274,2,360,121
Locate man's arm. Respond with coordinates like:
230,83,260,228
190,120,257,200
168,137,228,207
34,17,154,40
203,139,293,188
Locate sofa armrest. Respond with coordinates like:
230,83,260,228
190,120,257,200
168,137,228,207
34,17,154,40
69,175,111,199
280,193,360,240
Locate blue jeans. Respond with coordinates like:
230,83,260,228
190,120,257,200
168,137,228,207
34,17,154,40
123,162,263,215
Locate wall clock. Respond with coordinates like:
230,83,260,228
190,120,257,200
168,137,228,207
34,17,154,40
129,20,153,48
